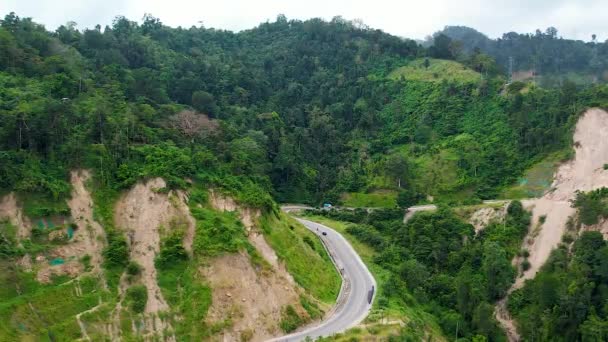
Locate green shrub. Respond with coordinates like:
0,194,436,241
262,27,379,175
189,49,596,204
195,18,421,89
117,143,195,189
572,188,608,225
0,220,19,258
345,224,385,250
81,255,92,271
126,285,148,313
562,233,574,244
397,189,423,208
21,193,70,218
188,188,208,205
302,236,316,251
156,231,188,269
300,295,323,320
103,232,129,268
126,261,142,276
507,81,526,93
192,208,248,257
279,305,305,333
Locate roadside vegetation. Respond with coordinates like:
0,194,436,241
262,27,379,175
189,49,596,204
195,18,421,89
305,202,530,340
260,212,341,304
302,212,446,341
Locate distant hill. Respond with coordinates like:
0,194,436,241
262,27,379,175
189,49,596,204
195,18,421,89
437,25,607,85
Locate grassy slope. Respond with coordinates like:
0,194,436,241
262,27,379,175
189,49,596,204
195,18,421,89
389,58,481,83
341,190,398,208
500,149,571,199
303,215,446,341
260,212,341,304
342,146,464,207
0,206,114,341
0,264,110,341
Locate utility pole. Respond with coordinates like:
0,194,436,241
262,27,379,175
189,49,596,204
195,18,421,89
455,320,459,341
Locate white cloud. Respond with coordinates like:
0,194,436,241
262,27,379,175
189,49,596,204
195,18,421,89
3,0,606,41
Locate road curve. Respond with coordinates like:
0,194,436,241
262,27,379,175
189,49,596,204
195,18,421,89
269,217,376,341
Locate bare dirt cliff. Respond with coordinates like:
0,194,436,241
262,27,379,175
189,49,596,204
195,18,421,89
206,190,307,341
114,177,196,341
0,192,31,241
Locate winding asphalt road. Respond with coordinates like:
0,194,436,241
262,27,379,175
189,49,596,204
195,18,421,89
276,200,530,341
269,216,376,341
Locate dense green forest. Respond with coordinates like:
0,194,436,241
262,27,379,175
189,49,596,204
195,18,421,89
2,12,608,208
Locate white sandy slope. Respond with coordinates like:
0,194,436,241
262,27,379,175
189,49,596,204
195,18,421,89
496,108,608,341
520,108,608,284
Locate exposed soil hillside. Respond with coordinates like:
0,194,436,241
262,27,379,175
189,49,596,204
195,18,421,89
0,179,328,341
468,205,507,233
68,170,107,275
497,108,608,341
203,252,306,341
518,108,608,285
207,190,307,341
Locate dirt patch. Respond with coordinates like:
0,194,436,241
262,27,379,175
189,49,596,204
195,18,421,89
16,254,32,272
115,178,171,314
511,70,535,82
0,192,32,240
67,170,107,274
37,261,83,283
203,252,306,341
498,108,608,340
495,297,520,342
514,199,574,288
208,190,261,231
208,190,238,212
468,206,506,233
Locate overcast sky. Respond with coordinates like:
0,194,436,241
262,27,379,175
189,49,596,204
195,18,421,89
3,0,607,41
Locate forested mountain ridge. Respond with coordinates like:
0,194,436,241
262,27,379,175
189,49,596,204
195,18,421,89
0,13,422,205
2,12,608,207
